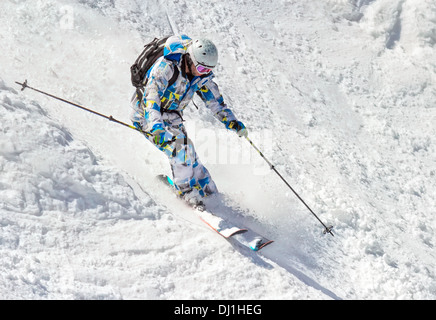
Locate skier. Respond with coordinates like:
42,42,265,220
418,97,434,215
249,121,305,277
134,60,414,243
130,34,248,206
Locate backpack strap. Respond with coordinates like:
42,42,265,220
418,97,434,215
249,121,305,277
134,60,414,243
160,64,181,119
168,64,179,88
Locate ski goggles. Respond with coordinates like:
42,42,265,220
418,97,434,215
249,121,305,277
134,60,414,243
195,64,213,74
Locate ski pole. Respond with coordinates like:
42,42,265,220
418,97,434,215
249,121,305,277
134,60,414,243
15,80,177,148
15,80,143,133
245,136,334,237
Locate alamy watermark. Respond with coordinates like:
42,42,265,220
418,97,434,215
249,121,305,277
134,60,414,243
186,122,274,176
59,5,74,30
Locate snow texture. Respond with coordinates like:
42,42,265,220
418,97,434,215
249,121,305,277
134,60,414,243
0,0,435,300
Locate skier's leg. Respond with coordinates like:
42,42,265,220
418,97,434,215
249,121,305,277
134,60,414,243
130,102,217,198
169,125,217,197
192,160,218,196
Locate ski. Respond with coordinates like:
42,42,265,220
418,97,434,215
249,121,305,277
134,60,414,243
155,174,247,238
155,174,273,251
197,210,247,238
232,229,274,251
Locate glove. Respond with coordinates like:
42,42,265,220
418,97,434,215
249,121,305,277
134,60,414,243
150,123,174,146
228,120,248,138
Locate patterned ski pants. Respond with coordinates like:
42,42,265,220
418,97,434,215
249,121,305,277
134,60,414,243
131,109,218,197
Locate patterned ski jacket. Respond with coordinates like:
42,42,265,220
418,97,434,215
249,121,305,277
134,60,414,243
132,34,240,132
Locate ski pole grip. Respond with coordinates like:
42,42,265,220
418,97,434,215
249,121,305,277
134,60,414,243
15,80,28,91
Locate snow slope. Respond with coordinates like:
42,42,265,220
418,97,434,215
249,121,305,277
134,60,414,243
1,0,435,300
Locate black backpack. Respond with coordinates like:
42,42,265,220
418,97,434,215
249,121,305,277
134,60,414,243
130,36,180,99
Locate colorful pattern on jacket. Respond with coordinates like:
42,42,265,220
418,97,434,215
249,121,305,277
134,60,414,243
132,34,238,132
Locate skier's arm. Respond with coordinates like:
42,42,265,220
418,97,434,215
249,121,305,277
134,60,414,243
142,58,175,131
198,80,248,137
198,80,237,126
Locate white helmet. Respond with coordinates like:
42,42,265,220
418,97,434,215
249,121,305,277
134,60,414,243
188,38,218,68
